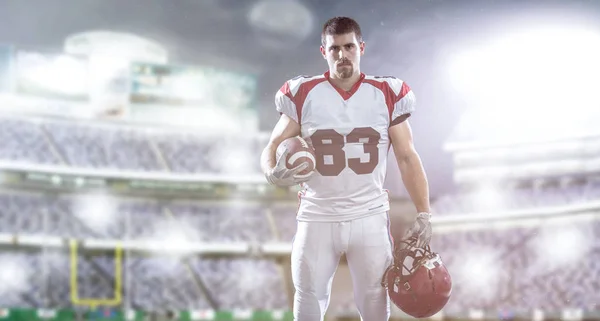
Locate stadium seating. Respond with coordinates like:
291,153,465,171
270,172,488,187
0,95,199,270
1,189,599,311
0,117,266,174
0,118,60,165
430,220,600,312
2,116,600,314
0,191,288,309
432,182,600,215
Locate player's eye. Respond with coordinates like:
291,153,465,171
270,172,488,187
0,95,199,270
344,44,355,50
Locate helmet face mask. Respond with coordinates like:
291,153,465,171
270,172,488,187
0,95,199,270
382,238,453,318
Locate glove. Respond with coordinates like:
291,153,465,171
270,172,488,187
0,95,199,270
402,212,432,248
265,149,314,187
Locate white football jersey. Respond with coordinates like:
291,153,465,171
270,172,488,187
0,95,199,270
275,71,416,222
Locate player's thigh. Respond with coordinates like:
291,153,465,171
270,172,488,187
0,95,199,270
291,221,341,293
346,212,393,287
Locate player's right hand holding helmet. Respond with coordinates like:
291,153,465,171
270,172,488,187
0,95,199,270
381,237,452,318
403,212,433,248
265,149,314,187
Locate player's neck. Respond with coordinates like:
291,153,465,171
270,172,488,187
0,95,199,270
328,71,362,92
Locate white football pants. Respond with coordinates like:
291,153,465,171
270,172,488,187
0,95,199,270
291,212,394,321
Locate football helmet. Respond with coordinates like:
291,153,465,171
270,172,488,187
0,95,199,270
381,237,452,318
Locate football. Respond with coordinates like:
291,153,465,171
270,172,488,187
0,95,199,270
276,136,316,178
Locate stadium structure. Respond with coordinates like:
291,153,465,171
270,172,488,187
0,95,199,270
0,28,598,321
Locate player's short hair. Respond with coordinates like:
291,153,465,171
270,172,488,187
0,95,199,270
321,16,363,46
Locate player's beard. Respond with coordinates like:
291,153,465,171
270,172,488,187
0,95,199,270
336,63,354,79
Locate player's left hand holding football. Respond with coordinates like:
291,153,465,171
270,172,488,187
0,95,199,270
403,212,432,248
265,149,314,187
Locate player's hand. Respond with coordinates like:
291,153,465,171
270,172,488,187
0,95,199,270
265,149,314,187
402,212,432,248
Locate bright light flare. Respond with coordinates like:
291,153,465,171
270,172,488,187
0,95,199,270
19,53,88,96
458,247,501,299
150,218,201,255
0,255,30,295
534,223,590,268
72,192,118,234
448,26,600,143
449,26,600,111
210,142,255,175
472,184,504,212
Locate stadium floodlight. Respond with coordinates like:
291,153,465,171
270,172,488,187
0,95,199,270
73,192,118,234
449,25,600,107
211,144,254,175
448,25,600,141
150,219,200,256
459,247,501,300
0,255,29,296
472,184,505,212
534,221,591,269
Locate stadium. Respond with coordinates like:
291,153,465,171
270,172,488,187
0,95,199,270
0,0,599,321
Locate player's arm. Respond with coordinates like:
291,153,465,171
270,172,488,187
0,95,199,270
262,79,314,186
260,114,301,175
388,79,432,247
390,119,433,248
389,119,431,214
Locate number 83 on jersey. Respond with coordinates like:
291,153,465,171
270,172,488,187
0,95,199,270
309,126,381,177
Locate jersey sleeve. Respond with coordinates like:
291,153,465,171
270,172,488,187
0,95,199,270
391,79,416,123
275,81,299,123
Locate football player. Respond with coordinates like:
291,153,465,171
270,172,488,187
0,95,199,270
260,16,432,321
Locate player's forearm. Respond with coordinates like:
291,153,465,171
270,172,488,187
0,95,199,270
396,152,431,214
261,114,301,176
260,143,277,175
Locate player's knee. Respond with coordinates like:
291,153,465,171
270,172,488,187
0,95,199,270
355,287,390,321
354,285,388,308
294,284,331,302
296,288,324,301
294,289,329,321
358,284,387,300
362,266,392,290
292,263,332,300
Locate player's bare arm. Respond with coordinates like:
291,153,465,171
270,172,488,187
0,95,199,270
260,114,301,174
390,118,433,247
390,120,431,214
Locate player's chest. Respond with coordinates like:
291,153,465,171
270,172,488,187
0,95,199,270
301,87,389,136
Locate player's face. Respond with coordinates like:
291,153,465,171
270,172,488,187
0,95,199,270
320,32,365,79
